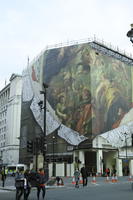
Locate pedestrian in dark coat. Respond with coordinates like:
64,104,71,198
80,165,88,186
24,169,31,200
36,168,47,200
15,169,25,200
1,168,6,187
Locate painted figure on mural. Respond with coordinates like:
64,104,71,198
56,94,67,124
95,73,129,132
75,88,95,136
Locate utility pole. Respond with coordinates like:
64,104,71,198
52,136,55,177
40,83,48,173
124,132,128,161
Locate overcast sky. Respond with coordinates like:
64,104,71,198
0,0,133,90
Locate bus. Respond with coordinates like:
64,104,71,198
6,164,27,176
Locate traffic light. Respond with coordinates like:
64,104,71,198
40,138,47,153
27,140,33,153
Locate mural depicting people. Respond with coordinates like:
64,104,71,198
44,44,131,141
56,94,67,124
75,88,94,136
95,73,130,132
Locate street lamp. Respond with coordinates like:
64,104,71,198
124,133,128,160
127,24,133,44
52,135,55,177
39,83,48,171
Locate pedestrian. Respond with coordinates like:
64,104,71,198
74,168,80,188
5,168,8,179
36,168,47,200
92,167,96,177
15,169,25,200
1,168,6,187
56,176,61,185
112,167,117,176
29,169,37,187
24,169,32,200
105,168,110,177
107,168,110,177
80,165,88,186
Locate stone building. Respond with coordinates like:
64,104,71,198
0,74,22,168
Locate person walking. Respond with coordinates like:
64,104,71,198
74,168,80,188
106,168,110,177
1,168,6,187
80,165,88,187
15,169,25,200
24,169,32,200
36,168,47,200
112,167,117,176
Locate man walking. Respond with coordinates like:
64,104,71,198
15,169,25,200
24,169,32,200
36,168,47,200
80,165,88,186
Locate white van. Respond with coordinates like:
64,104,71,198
7,164,27,176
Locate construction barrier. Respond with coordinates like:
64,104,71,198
72,177,76,185
91,176,96,183
79,176,83,184
111,175,118,183
105,175,110,182
111,175,115,183
128,175,133,181
114,176,118,182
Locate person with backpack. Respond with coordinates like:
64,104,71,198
36,168,47,200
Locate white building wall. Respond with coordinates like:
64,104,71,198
97,150,103,175
49,163,53,177
66,163,74,177
116,158,123,176
129,160,133,175
3,74,22,165
56,163,64,176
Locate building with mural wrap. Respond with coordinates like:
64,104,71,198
20,38,133,177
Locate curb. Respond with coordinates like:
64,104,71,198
0,187,16,191
0,185,65,191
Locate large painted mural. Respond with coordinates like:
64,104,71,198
21,42,132,146
44,44,132,139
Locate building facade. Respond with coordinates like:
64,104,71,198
0,74,22,167
20,39,133,176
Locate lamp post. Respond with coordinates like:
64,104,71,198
124,132,128,161
52,136,55,177
127,24,133,44
39,83,48,170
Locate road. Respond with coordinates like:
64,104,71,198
0,178,132,200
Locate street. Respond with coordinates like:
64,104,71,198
0,176,133,200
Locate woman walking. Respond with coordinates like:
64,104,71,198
36,168,47,200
